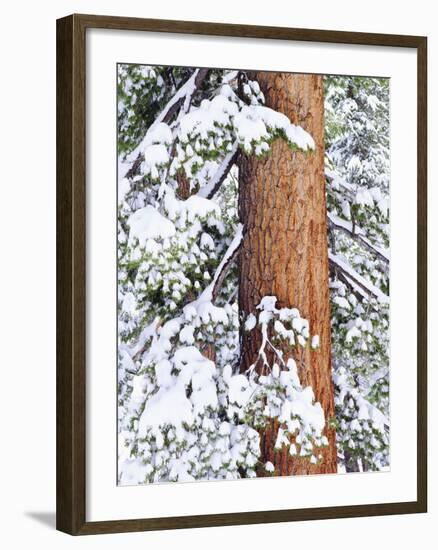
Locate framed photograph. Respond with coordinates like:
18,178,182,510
56,14,427,535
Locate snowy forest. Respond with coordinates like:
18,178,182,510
117,65,390,485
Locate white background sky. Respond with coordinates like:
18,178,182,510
0,0,435,548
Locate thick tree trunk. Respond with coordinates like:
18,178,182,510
238,72,337,475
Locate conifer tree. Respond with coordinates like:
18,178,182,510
238,72,337,475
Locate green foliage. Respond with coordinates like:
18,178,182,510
325,75,390,472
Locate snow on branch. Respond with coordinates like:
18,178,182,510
211,224,243,301
222,70,239,84
325,168,389,218
329,252,389,304
325,168,355,200
197,142,239,199
362,366,390,397
124,69,209,176
168,224,242,325
328,212,389,264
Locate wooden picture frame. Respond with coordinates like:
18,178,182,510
56,13,427,535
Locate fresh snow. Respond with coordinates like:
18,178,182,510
197,142,239,199
328,212,389,263
127,205,176,246
125,69,203,164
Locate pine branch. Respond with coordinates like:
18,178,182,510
328,212,389,264
361,366,389,397
211,224,243,302
329,252,389,304
197,142,239,199
212,242,241,302
325,168,356,202
124,68,210,178
130,318,161,363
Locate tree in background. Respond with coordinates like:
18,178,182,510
324,76,390,472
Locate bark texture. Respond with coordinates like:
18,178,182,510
238,72,337,475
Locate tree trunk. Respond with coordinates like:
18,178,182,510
238,72,337,476
344,451,360,473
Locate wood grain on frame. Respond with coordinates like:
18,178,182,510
56,13,427,535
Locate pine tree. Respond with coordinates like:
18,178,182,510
324,76,390,472
238,72,336,475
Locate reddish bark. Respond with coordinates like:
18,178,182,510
238,72,337,475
